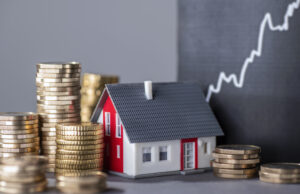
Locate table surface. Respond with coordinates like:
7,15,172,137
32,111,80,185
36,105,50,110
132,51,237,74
45,171,300,194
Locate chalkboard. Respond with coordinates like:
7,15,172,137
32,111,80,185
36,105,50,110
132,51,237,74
178,0,300,162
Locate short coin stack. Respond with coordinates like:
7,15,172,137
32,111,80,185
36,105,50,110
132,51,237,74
0,156,48,193
36,62,82,172
259,163,300,184
211,145,261,179
0,112,39,157
56,171,107,194
81,73,118,122
55,123,104,175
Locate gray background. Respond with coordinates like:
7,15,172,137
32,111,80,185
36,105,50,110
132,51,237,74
0,0,177,112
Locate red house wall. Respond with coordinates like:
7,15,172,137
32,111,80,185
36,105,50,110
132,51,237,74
103,96,123,173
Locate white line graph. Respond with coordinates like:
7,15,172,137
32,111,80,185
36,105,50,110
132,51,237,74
206,0,300,102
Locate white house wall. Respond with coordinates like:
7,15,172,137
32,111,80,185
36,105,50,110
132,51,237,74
123,130,137,176
197,136,216,168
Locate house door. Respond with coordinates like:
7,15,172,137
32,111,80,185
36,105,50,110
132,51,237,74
181,138,198,170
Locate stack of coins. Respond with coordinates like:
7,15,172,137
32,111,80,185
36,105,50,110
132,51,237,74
0,156,48,193
259,163,300,184
56,171,107,194
211,145,261,179
55,123,104,175
81,73,118,122
0,112,39,157
36,62,82,172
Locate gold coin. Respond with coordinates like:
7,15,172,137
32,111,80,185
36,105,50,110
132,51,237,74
41,122,77,128
0,124,39,130
56,158,101,165
0,142,39,149
0,128,38,135
56,122,102,131
0,147,38,153
214,172,257,179
56,134,102,141
41,127,56,132
56,130,102,136
42,145,57,150
56,139,103,145
36,86,81,92
37,62,81,69
215,145,261,155
55,168,100,175
0,180,47,193
213,167,258,175
56,149,101,155
39,113,80,119
56,171,106,183
42,149,56,155
212,152,259,160
55,162,101,169
0,174,45,184
259,171,300,179
214,158,260,165
37,90,80,96
0,137,39,144
42,140,56,146
57,144,104,151
37,95,80,101
0,133,38,139
0,119,38,126
36,77,80,83
36,72,80,78
41,117,81,123
36,81,80,87
37,99,80,105
260,163,300,174
37,68,81,74
41,131,56,137
41,136,56,141
0,112,38,121
37,108,79,114
211,161,257,169
56,153,102,160
0,152,38,158
259,173,300,184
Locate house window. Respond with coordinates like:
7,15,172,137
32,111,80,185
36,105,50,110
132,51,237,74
117,145,120,158
203,142,207,154
159,146,168,161
115,113,121,138
142,147,152,163
105,112,110,136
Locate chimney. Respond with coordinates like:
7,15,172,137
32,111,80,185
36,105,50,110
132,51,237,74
144,81,153,100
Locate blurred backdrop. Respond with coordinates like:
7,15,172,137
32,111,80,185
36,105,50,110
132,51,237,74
0,0,177,111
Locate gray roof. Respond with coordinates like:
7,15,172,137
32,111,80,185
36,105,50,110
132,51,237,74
91,82,223,143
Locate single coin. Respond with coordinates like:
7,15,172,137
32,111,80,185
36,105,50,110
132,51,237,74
37,86,81,92
0,180,47,193
56,122,102,131
0,124,39,130
56,159,101,165
42,149,56,155
0,142,39,149
214,172,257,179
37,104,80,111
0,152,38,158
41,136,56,141
42,145,57,150
56,171,106,183
36,81,80,87
37,68,81,74
56,139,103,145
39,113,80,119
36,72,80,78
0,133,38,139
260,163,300,174
211,161,257,169
41,127,56,132
259,173,300,184
37,91,80,97
37,99,80,105
0,147,38,153
42,140,56,146
56,149,101,155
40,117,81,123
56,130,102,136
0,112,38,121
0,137,39,144
37,62,81,69
57,144,104,151
37,108,79,114
41,131,56,137
215,145,261,155
213,168,258,175
41,122,77,128
0,128,38,135
0,119,38,126
36,77,80,83
214,158,260,165
259,171,300,179
55,162,101,170
37,95,80,101
56,154,102,160
56,134,102,141
0,174,45,184
55,168,100,176
212,152,259,160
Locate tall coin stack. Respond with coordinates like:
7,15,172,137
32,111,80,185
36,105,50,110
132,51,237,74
0,112,39,157
211,145,261,179
259,163,300,184
81,73,119,122
0,156,48,193
36,62,82,172
55,123,104,175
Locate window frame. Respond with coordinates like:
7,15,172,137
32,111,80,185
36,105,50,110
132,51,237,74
142,147,152,163
117,145,120,159
105,112,111,136
159,146,168,161
115,113,122,138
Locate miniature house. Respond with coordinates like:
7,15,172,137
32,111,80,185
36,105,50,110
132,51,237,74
91,82,223,178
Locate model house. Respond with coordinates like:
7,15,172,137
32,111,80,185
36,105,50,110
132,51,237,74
91,81,223,178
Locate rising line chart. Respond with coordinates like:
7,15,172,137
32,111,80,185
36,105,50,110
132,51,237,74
206,0,300,102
